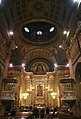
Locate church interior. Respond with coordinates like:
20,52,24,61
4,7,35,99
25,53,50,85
0,0,81,118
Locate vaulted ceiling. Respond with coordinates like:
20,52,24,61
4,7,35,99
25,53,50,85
0,0,78,74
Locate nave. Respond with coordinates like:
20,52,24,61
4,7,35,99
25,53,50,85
0,0,81,118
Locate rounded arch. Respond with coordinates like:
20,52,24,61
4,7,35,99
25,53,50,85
24,48,56,74
0,65,2,77
25,57,54,74
24,48,56,64
75,62,81,82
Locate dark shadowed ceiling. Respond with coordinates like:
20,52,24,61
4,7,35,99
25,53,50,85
0,0,78,74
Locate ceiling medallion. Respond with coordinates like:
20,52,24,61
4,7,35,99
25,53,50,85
34,2,43,11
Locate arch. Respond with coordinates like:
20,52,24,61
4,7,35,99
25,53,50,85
24,48,56,63
75,62,81,81
24,48,56,73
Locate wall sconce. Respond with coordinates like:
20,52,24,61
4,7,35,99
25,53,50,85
50,92,57,96
52,95,56,99
22,93,29,99
50,92,57,99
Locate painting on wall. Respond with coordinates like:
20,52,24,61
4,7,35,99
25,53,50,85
37,84,43,96
31,62,49,75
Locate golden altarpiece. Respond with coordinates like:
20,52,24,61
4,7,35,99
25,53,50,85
0,64,77,110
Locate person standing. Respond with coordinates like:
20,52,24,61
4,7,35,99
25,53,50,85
46,107,50,118
40,108,45,118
